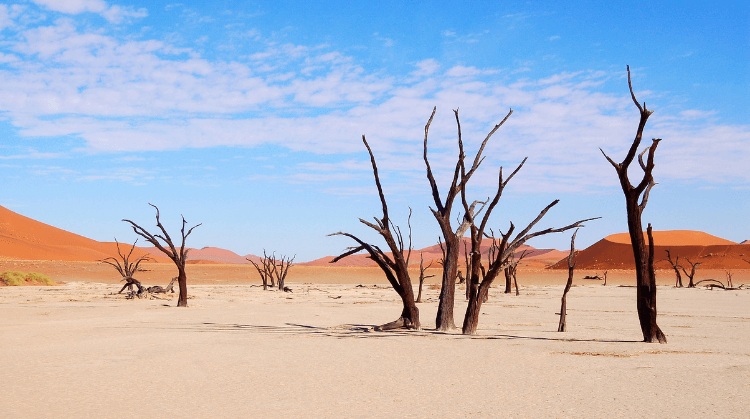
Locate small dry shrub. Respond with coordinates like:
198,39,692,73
0,271,57,286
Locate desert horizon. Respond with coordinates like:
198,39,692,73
2,1,748,418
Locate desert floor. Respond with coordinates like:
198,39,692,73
1,268,749,418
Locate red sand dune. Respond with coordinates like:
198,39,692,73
550,230,748,270
300,237,560,267
0,205,261,264
0,205,163,262
142,246,260,264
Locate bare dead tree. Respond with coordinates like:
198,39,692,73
664,249,683,287
330,136,419,330
248,252,272,291
424,107,510,331
462,201,597,335
602,270,608,286
680,257,701,288
416,253,435,303
273,253,295,291
558,229,578,332
507,249,529,296
600,66,666,344
123,204,201,307
248,251,295,291
99,238,153,296
147,277,177,294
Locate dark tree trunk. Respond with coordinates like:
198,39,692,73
665,249,683,287
600,66,666,343
504,267,513,293
177,266,188,307
558,230,578,332
435,235,460,330
680,258,701,288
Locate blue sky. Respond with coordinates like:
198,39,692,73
0,0,748,261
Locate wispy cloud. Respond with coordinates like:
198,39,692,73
31,0,147,23
0,8,747,195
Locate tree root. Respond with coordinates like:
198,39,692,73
373,317,417,331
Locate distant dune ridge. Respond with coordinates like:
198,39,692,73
2,205,747,270
300,237,565,267
0,205,259,263
550,230,748,270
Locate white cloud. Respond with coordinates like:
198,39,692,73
0,18,747,193
32,0,108,14
0,4,24,31
549,35,560,41
30,0,147,23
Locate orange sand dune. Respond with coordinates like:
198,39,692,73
0,205,162,262
550,230,748,270
605,230,736,246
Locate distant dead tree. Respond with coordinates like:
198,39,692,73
416,253,435,303
330,137,419,330
506,249,528,296
423,106,507,331
600,66,666,344
558,229,579,332
99,238,153,296
602,270,608,286
680,257,701,288
123,204,201,307
248,251,295,291
695,271,744,290
664,249,683,287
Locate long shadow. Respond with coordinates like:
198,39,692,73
196,321,641,343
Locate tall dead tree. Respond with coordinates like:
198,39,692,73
680,257,701,288
416,253,435,303
330,136,419,330
123,204,201,307
460,138,527,312
558,229,578,332
664,249,683,287
100,238,153,295
424,107,508,331
462,201,595,335
600,65,666,343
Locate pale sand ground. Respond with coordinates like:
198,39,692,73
1,280,749,418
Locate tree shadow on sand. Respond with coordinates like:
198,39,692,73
196,322,641,343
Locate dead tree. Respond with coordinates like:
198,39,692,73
330,136,419,330
664,249,683,287
558,229,578,332
507,249,528,296
273,254,294,291
248,252,273,291
248,251,295,291
424,107,509,331
680,257,701,288
600,66,666,344
99,238,153,296
416,253,435,303
462,200,596,335
602,271,608,286
123,204,201,307
147,277,177,294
